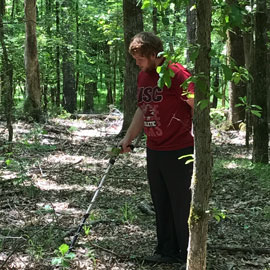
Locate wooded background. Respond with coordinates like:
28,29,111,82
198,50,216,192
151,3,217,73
0,1,269,269
0,0,269,163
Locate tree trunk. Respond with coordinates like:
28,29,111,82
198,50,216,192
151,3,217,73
55,0,60,107
75,0,80,110
0,0,13,141
152,6,158,34
243,1,254,149
120,0,143,135
83,82,96,113
61,0,76,113
226,1,246,129
24,0,42,121
267,1,270,124
212,65,219,109
252,0,269,163
187,0,212,269
104,43,113,105
186,0,197,68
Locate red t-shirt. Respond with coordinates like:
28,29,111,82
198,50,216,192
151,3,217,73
137,62,194,151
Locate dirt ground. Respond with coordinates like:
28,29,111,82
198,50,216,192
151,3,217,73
0,115,269,270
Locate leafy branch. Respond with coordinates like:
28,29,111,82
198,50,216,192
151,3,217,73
235,96,262,118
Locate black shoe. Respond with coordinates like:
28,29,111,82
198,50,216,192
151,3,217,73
143,253,184,264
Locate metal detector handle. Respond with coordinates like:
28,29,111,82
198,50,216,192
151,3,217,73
109,144,134,165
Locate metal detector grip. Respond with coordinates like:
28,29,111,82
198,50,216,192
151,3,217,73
109,144,134,164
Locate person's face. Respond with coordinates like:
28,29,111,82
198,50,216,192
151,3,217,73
132,54,156,72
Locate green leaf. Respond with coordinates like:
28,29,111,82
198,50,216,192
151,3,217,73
162,17,170,26
221,64,232,81
251,110,261,118
68,126,78,132
65,253,76,260
62,260,70,267
51,257,63,266
156,66,162,73
235,103,245,108
164,72,172,88
141,0,151,9
229,4,243,27
169,68,175,78
5,159,11,166
232,73,241,84
198,99,209,110
59,244,69,256
251,104,262,110
213,91,223,99
157,78,164,88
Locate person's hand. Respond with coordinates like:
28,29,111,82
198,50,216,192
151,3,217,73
118,137,132,153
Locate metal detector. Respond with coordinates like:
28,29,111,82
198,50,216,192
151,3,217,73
69,145,133,252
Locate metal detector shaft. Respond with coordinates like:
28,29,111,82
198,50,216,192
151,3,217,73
69,157,116,251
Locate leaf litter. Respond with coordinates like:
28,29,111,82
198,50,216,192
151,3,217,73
0,116,269,270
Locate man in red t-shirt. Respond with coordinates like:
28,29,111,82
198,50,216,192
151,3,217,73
120,32,194,265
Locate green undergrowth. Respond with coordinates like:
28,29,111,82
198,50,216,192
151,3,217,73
213,158,270,190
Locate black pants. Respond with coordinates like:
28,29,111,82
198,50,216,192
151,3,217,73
146,146,193,260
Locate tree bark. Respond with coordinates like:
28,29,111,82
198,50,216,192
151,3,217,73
61,0,76,113
186,0,197,68
55,0,60,107
24,0,42,121
120,0,143,135
243,0,254,148
212,65,219,109
187,0,212,269
0,0,13,141
252,0,269,163
104,43,113,105
84,82,96,113
226,1,246,129
152,6,158,34
267,1,270,124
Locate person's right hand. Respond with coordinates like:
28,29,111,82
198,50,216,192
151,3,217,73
118,137,133,153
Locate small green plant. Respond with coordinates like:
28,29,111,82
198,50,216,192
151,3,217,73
206,208,227,222
59,109,71,119
83,225,91,236
121,202,136,224
156,51,175,88
236,96,262,118
27,238,44,260
22,123,47,145
210,108,227,128
87,248,97,267
68,126,78,133
51,244,76,269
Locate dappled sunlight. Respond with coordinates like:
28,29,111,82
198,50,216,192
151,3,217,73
0,254,34,270
35,177,97,192
223,161,238,169
1,171,17,180
104,185,135,196
2,118,269,270
36,202,84,216
45,152,87,165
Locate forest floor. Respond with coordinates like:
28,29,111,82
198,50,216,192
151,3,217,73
0,113,269,270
